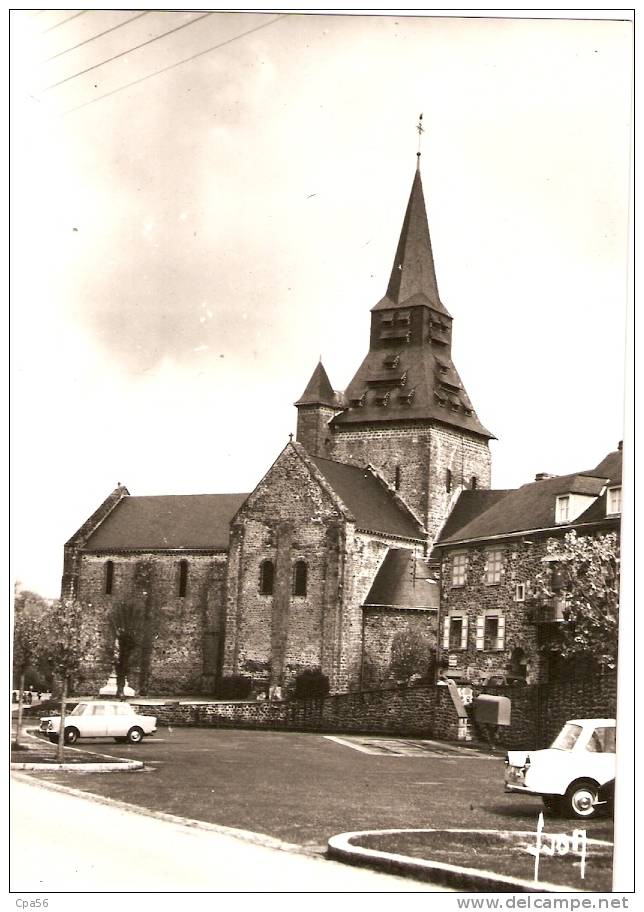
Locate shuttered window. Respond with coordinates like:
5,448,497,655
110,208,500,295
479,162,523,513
445,614,468,650
478,613,505,650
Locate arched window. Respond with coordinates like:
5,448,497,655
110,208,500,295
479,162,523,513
178,560,188,598
394,465,401,491
105,560,114,595
293,560,307,597
446,468,452,493
470,476,478,490
260,560,274,595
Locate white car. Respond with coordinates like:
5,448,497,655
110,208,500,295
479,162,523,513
39,701,157,745
504,718,616,819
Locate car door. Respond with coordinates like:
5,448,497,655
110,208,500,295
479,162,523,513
84,704,109,737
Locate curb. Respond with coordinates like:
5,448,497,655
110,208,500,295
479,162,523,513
12,728,144,772
11,760,143,772
327,828,609,892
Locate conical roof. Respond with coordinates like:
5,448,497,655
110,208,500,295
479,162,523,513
372,168,450,318
332,163,493,439
294,361,337,407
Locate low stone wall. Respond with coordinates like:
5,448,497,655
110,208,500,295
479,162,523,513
128,673,618,746
133,682,436,736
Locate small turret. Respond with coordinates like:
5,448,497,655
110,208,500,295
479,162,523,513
294,361,344,457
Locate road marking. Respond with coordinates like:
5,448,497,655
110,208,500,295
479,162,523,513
323,735,496,759
324,735,381,754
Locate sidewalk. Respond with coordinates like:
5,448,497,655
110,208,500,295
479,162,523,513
11,775,446,892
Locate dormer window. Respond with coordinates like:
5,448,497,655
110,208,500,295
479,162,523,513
395,310,410,325
399,387,415,405
383,353,400,369
556,495,570,524
350,391,366,407
374,390,390,406
607,486,622,516
381,312,394,325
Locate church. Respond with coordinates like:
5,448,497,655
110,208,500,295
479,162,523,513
61,155,495,697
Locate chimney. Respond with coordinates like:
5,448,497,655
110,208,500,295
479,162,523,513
618,440,623,452
535,472,558,481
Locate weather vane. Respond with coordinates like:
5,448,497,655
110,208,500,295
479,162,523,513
416,112,424,162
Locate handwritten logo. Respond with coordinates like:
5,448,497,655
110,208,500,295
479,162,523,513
526,811,587,883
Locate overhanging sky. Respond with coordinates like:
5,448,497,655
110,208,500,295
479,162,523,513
11,11,632,597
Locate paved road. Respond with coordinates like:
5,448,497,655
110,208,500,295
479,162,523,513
18,727,614,849
10,775,440,892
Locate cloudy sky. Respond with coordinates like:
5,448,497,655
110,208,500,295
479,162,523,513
11,11,632,597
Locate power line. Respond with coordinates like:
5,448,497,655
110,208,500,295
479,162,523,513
61,15,286,117
43,11,87,34
43,11,213,92
45,11,151,63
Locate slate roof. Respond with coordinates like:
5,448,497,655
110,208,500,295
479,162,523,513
437,472,610,546
294,361,339,408
83,493,249,551
374,168,449,317
364,548,439,609
437,490,513,542
585,449,622,485
309,456,425,541
330,166,493,439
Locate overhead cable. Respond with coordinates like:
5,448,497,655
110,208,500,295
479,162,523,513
61,15,285,116
45,11,151,62
43,11,213,92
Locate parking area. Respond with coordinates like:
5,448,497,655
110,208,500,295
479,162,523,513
25,727,615,851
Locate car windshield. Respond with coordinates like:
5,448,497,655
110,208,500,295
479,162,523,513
69,703,88,716
551,722,583,750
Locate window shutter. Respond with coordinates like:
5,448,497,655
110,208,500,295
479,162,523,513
443,616,450,649
460,615,469,649
476,616,485,650
496,616,506,650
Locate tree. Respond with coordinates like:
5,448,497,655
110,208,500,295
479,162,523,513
12,588,48,748
109,602,144,698
44,598,95,761
532,531,619,670
388,627,433,685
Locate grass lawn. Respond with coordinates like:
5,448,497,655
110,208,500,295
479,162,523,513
354,829,613,892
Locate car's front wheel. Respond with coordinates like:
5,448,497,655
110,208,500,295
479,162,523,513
564,780,600,819
126,726,144,744
64,727,80,745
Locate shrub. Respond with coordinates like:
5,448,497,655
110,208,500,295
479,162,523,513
215,674,253,700
294,668,330,700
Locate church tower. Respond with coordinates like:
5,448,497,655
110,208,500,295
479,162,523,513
296,155,494,545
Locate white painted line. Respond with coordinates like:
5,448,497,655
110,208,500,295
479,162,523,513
323,735,383,754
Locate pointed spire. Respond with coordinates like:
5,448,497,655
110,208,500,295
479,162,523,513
294,360,337,407
385,168,442,310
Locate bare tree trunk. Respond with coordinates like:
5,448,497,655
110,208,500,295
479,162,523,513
15,672,25,748
56,676,67,762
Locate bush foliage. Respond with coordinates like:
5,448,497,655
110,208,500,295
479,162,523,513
294,667,330,700
216,674,253,700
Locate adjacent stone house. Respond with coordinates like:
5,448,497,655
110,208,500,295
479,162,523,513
62,156,488,696
432,446,622,685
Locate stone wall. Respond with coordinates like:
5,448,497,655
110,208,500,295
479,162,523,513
362,606,436,687
329,423,491,543
133,682,436,736
75,551,228,696
438,538,547,684
223,444,346,692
